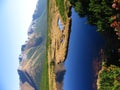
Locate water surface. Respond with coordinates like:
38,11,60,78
63,8,104,90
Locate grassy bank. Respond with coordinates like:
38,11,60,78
39,0,55,90
55,0,66,22
47,0,55,89
47,0,72,89
55,0,71,23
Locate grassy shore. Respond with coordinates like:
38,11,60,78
55,0,66,22
47,0,56,89
55,0,71,23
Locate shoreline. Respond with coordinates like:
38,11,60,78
92,49,106,90
47,0,72,90
47,0,120,90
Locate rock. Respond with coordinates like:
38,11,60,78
18,69,37,90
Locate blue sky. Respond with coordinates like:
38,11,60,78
0,0,38,90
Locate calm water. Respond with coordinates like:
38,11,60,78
63,8,104,90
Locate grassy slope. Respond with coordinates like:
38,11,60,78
55,0,71,23
39,0,50,90
20,0,49,90
55,0,66,22
40,56,49,90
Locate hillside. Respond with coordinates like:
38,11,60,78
18,0,48,90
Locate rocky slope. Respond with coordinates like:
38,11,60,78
18,0,47,90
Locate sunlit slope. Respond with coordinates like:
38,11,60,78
18,0,48,90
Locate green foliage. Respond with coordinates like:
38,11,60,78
50,60,55,67
74,2,85,17
99,65,120,90
69,0,77,5
88,0,113,31
70,0,113,31
55,0,66,22
114,85,120,90
39,0,50,89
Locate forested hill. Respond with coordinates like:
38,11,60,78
69,0,113,31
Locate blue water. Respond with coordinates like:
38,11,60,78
63,8,104,90
58,18,64,30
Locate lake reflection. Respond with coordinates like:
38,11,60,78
63,8,104,90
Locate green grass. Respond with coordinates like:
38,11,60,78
55,0,66,22
39,0,50,89
39,31,49,90
40,56,49,90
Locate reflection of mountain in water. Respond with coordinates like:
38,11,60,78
55,63,66,90
18,0,47,90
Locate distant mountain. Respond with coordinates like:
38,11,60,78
18,0,47,90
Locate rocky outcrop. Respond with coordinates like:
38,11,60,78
18,70,37,90
21,45,26,52
26,37,43,49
